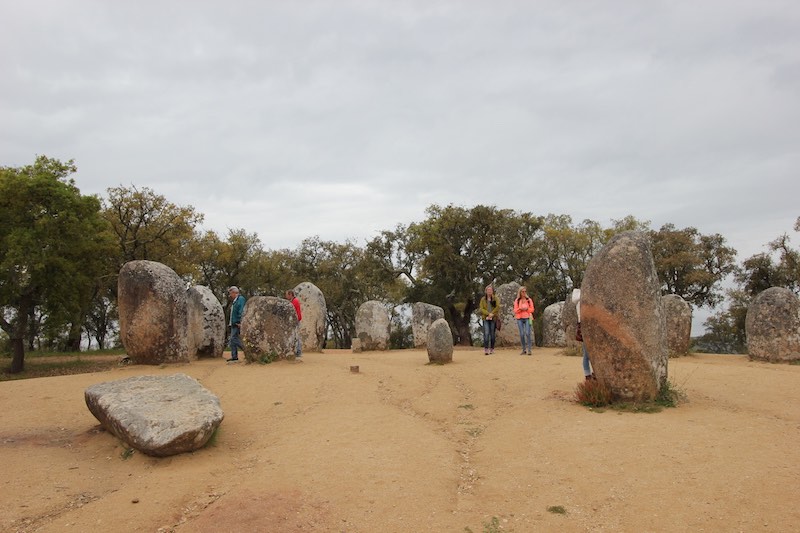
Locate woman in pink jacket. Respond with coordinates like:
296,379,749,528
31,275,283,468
513,286,535,355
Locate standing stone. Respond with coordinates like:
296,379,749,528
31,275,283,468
293,282,327,352
562,297,580,351
85,374,223,457
427,318,454,364
355,300,391,351
412,302,445,348
662,294,692,357
745,287,800,363
582,231,668,402
542,301,566,347
118,260,189,365
240,296,298,362
187,285,226,359
495,282,521,347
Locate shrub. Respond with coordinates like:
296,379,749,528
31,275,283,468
574,378,614,407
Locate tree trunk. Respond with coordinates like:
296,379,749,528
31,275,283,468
10,337,25,373
65,321,82,352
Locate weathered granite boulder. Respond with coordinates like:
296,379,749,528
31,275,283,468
745,287,800,363
85,374,223,457
293,282,327,352
240,296,298,362
117,260,189,365
187,285,226,359
542,301,566,347
412,302,445,348
582,231,668,401
562,297,580,351
495,282,521,347
427,318,454,364
355,300,390,351
663,294,692,357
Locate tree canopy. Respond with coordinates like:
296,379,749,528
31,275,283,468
0,156,114,372
7,154,793,364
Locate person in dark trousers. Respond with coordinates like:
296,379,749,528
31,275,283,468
227,286,246,362
285,289,302,358
479,285,501,355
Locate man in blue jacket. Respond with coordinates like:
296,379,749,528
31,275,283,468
227,286,246,362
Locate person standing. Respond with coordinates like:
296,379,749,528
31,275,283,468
513,286,535,355
572,288,594,380
285,289,302,358
479,285,501,355
227,286,246,363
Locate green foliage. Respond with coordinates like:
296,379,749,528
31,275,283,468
736,218,800,295
704,217,799,351
547,505,567,515
120,448,135,460
650,223,737,308
694,290,749,353
102,185,203,277
0,156,115,372
258,351,277,364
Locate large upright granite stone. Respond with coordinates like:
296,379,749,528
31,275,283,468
85,374,223,457
355,300,391,351
495,282,521,347
187,285,226,359
427,318,454,364
582,231,668,401
662,294,692,357
745,287,800,363
542,301,566,347
562,296,580,351
294,282,327,353
240,296,298,362
118,260,189,365
412,302,445,348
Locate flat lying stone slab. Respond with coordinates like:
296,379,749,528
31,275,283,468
85,374,224,457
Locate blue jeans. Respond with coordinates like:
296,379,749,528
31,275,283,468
230,325,244,359
582,344,592,376
294,323,302,356
516,318,532,352
482,319,497,350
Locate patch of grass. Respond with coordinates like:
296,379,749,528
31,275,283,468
482,516,503,533
465,426,484,438
561,347,581,357
655,379,685,408
1,354,121,381
120,447,135,460
789,359,800,366
458,404,475,410
547,505,566,515
576,378,685,413
258,351,277,364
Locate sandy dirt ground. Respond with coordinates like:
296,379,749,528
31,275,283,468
1,347,799,533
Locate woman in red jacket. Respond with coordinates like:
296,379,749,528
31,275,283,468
513,286,534,355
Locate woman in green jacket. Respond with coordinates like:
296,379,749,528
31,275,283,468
479,285,501,355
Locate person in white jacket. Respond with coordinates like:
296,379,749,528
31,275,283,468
572,288,595,380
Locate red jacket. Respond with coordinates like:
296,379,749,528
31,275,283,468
290,297,302,321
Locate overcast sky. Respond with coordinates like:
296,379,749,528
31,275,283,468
2,1,799,330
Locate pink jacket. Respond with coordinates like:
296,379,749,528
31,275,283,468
513,297,534,319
